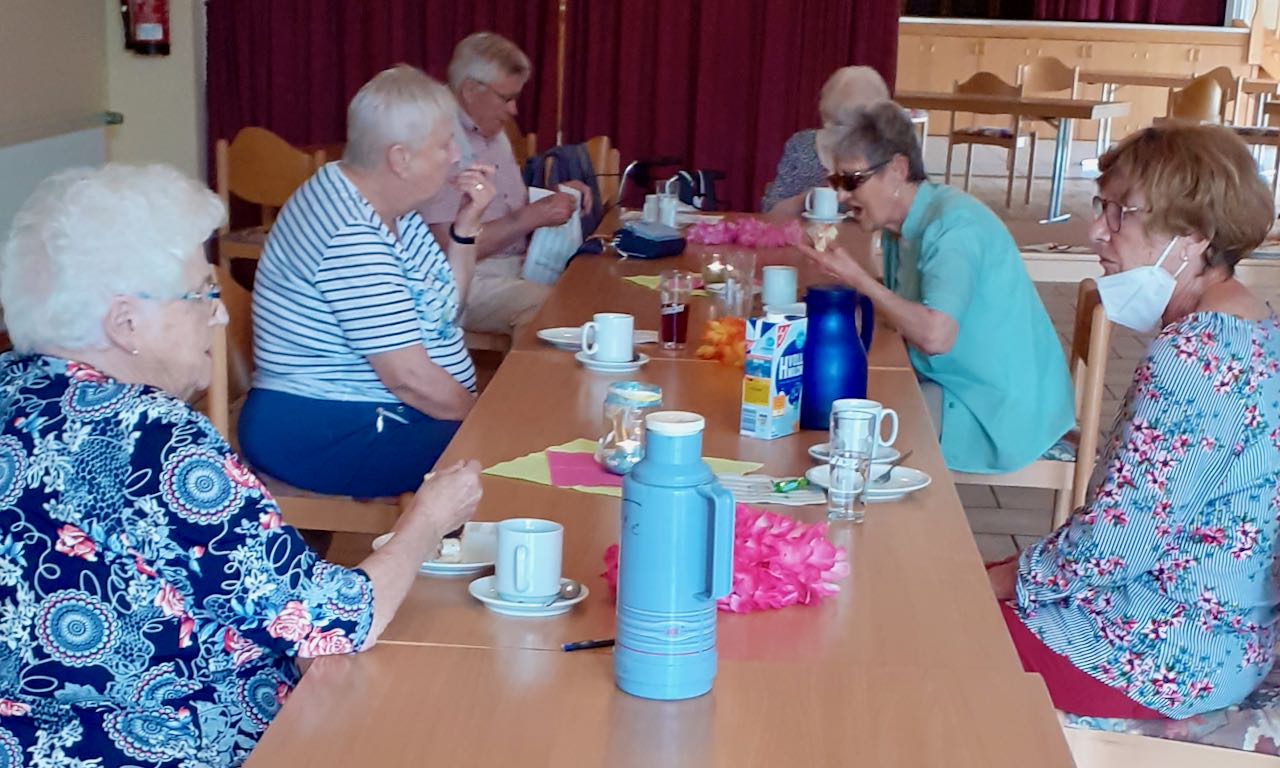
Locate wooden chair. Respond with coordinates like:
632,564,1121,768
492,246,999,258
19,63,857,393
945,72,1035,209
207,262,403,534
1016,56,1079,203
1193,65,1243,123
954,279,1111,529
586,135,622,210
1162,75,1225,124
215,127,325,261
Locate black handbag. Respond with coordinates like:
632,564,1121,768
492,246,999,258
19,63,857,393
613,221,685,259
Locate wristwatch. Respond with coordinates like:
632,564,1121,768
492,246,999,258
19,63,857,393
449,222,483,245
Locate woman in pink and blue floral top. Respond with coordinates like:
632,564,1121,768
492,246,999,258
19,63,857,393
988,124,1280,719
0,164,482,766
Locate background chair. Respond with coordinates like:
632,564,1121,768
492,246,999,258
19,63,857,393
954,279,1111,529
945,72,1034,209
503,120,537,168
215,127,324,262
1016,56,1079,204
207,263,403,535
1162,75,1224,124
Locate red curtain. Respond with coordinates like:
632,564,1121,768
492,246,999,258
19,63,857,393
1032,1,1223,25
560,0,899,211
205,0,559,178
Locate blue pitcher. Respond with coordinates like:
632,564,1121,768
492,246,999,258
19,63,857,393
799,284,874,430
615,411,735,701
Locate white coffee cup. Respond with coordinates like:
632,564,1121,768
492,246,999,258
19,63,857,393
761,266,798,307
805,186,839,219
643,194,661,223
582,312,634,363
495,518,563,603
831,398,898,451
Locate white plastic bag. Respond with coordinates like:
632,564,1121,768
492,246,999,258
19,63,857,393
522,184,583,285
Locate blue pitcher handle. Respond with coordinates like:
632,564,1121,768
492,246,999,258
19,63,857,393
697,482,736,600
855,293,875,352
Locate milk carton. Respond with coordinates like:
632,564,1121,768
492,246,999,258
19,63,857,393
740,312,806,440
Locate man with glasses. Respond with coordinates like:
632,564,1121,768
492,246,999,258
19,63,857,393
419,32,591,340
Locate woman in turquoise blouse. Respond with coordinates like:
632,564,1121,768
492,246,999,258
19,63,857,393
801,100,1074,474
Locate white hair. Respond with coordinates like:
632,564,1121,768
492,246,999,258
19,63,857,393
0,163,225,353
819,66,890,126
446,32,531,92
345,64,459,171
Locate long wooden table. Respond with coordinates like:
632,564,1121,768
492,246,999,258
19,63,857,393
896,90,1131,224
246,229,1075,766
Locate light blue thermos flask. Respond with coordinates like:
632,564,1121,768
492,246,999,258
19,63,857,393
615,411,735,700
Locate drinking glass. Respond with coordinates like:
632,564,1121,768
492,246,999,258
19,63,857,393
658,270,694,349
828,410,875,522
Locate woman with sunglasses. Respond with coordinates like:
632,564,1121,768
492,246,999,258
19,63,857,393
801,100,1074,476
987,123,1280,719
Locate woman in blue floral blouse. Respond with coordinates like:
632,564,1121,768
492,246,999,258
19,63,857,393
988,124,1280,720
0,164,482,766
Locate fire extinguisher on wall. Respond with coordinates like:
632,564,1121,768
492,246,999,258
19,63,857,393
120,0,170,56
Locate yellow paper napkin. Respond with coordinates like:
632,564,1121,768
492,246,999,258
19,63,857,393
624,275,709,297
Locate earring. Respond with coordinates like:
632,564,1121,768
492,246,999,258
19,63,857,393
131,349,139,356
893,187,901,199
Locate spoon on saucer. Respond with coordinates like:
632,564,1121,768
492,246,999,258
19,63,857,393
542,579,583,607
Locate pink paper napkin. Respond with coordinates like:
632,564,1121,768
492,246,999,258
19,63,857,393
546,450,623,488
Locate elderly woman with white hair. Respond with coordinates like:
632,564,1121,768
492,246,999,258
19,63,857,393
760,65,890,215
0,163,481,766
240,64,496,498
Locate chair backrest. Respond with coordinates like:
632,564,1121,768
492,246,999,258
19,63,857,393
1166,75,1224,124
503,120,536,167
215,127,324,233
952,72,1021,131
1018,56,1079,98
585,135,621,208
1067,279,1112,509
206,262,255,441
1193,65,1242,122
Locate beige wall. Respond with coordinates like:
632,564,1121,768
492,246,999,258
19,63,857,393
104,0,205,179
0,1,107,144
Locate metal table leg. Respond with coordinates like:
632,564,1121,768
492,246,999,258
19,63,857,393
1041,116,1074,224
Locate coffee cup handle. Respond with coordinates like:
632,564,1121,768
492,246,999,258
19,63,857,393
880,409,899,447
804,189,814,213
514,544,529,594
581,322,598,355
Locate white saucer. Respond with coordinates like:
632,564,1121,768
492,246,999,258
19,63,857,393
802,211,847,224
538,327,659,351
372,522,497,577
467,576,589,617
808,442,900,464
575,350,650,373
803,463,932,502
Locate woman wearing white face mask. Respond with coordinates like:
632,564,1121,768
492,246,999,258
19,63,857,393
987,124,1280,720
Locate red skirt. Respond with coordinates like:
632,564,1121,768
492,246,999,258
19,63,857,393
989,559,1167,720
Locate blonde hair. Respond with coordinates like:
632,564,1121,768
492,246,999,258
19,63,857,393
345,64,458,171
819,66,890,126
447,32,531,92
1098,124,1275,272
1,164,224,352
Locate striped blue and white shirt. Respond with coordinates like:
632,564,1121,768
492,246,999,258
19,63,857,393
251,163,476,403
1015,312,1280,718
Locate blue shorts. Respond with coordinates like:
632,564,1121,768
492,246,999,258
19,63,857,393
238,388,461,498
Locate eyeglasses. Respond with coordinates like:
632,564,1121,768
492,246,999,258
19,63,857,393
1091,195,1148,233
139,283,222,306
827,159,891,193
470,78,521,105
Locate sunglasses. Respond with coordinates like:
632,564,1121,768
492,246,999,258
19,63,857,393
1091,195,1148,234
827,159,891,193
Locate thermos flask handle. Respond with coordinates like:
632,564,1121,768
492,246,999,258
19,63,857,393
698,482,736,600
515,544,529,594
855,293,875,352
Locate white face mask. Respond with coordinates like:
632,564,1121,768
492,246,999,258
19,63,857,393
1095,237,1188,333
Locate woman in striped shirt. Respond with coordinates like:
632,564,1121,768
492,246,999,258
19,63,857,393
239,65,496,498
988,124,1280,719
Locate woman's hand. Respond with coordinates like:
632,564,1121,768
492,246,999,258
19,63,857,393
454,164,497,236
797,242,872,292
410,460,483,539
987,559,1018,601
560,180,594,215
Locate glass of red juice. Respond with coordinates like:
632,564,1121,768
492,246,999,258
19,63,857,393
658,270,694,349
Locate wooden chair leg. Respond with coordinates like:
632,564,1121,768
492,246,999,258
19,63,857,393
963,144,975,192
1005,142,1017,209
944,140,954,186
1271,142,1280,197
1025,132,1038,205
1051,486,1073,530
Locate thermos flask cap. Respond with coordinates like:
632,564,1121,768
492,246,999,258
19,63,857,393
644,411,705,436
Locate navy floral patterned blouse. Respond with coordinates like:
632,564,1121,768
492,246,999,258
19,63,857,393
0,354,374,767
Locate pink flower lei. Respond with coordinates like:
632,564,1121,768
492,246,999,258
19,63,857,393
601,503,849,613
